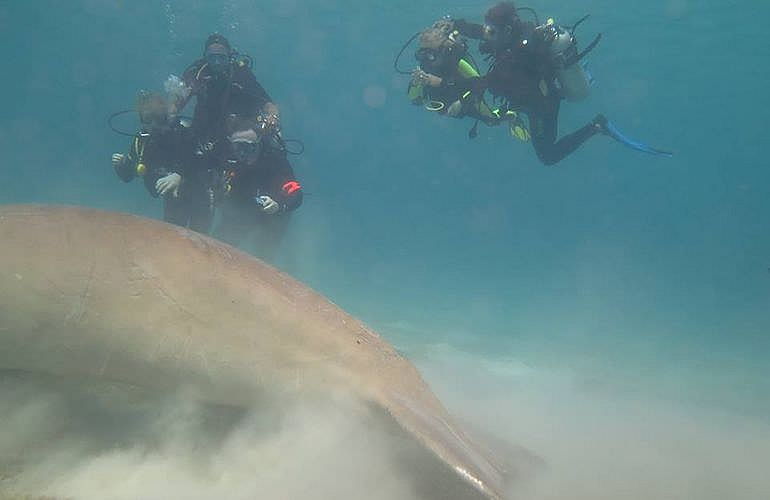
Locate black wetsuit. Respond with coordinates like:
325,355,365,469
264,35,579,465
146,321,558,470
453,19,486,40
409,44,497,125
418,49,472,103
209,136,303,247
181,59,273,147
114,121,215,233
455,19,600,165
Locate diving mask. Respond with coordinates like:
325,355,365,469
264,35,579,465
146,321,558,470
231,140,261,160
228,128,263,165
416,47,444,67
205,45,231,74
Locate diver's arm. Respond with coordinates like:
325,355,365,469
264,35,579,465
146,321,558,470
250,75,273,105
262,152,303,213
413,68,443,87
174,60,204,113
112,135,147,183
112,153,135,183
155,172,182,198
167,127,200,181
147,137,191,199
274,179,303,213
138,141,175,198
142,162,184,198
437,71,481,94
238,68,273,111
235,68,280,129
142,167,166,198
253,78,273,108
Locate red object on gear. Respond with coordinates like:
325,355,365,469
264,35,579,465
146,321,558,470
282,180,301,195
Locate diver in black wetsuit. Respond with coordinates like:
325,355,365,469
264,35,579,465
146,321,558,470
112,90,215,233
451,2,605,165
209,115,303,255
407,19,500,126
173,33,281,153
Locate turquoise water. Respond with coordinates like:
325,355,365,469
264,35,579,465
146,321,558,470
2,1,769,498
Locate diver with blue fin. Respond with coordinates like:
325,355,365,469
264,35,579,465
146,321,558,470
412,2,672,164
593,114,673,157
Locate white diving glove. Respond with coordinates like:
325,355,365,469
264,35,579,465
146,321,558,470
156,173,182,198
111,153,125,169
256,195,280,215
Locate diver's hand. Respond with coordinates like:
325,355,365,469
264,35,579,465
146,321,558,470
111,153,125,169
257,113,280,136
412,69,442,87
156,173,182,198
264,113,279,130
260,102,281,131
256,195,280,215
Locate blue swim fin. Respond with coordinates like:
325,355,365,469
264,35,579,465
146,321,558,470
595,115,673,158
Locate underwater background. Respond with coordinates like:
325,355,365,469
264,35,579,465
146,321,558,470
1,0,769,498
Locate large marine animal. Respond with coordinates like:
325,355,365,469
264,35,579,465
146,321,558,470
0,204,510,499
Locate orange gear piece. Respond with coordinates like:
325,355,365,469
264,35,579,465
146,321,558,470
282,180,301,195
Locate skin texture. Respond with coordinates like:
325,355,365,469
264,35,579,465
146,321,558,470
0,204,509,499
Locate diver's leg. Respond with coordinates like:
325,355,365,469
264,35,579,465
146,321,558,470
470,99,502,127
213,198,253,247
252,213,291,263
529,97,599,166
162,196,187,227
186,184,215,234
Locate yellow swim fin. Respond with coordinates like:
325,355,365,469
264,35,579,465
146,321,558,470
506,111,530,142
511,124,531,142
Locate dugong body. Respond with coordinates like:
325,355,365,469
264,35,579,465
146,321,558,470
0,205,508,499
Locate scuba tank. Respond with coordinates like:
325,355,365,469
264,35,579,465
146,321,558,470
543,20,592,102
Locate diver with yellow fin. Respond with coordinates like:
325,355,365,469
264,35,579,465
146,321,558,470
397,18,530,140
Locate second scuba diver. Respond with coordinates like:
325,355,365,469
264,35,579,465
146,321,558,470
406,18,531,140
112,90,216,233
408,20,496,125
173,33,281,155
469,2,605,165
210,115,303,256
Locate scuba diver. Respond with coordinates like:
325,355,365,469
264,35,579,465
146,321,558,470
172,33,281,153
408,20,498,126
432,2,672,164
111,90,216,233
209,114,303,256
473,2,602,165
402,18,530,140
